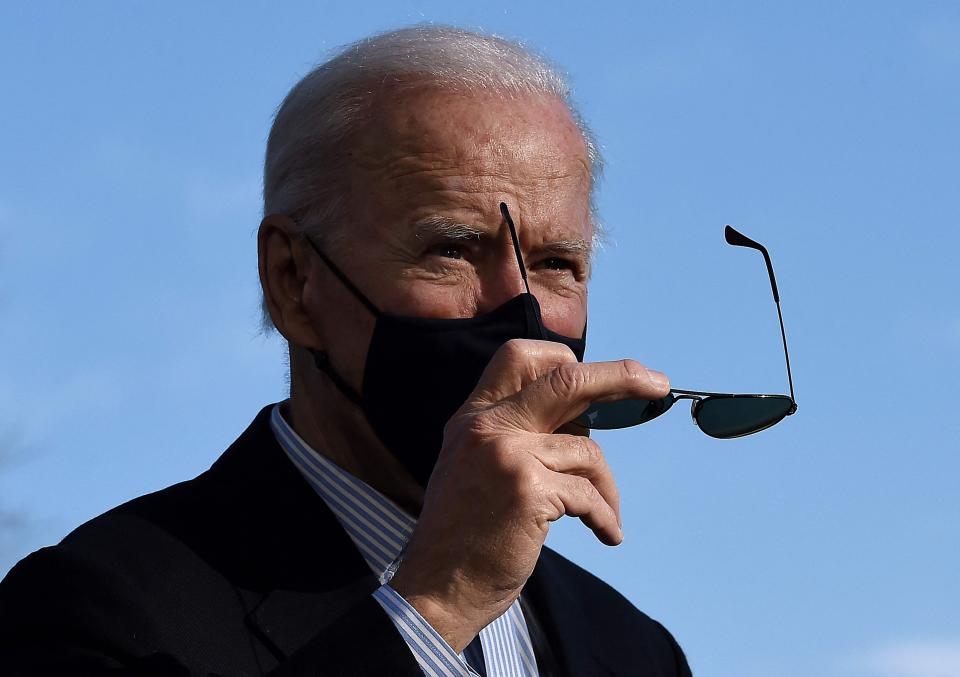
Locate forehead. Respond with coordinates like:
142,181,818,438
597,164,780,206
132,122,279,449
347,86,593,240
365,86,589,161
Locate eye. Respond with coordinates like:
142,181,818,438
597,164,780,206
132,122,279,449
531,254,588,284
427,243,466,260
540,257,574,271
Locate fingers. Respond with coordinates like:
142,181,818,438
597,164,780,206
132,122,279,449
470,339,579,405
526,433,620,529
445,337,664,549
466,339,670,436
543,471,622,546
501,358,670,433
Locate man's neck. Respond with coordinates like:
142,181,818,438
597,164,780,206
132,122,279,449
282,393,425,517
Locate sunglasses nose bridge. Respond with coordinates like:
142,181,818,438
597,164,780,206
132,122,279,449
671,392,703,425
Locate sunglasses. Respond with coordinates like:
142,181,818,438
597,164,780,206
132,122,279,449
499,203,797,439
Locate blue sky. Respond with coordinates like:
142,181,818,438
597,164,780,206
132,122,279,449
1,2,958,676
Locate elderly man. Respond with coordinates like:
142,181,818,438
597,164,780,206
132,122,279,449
0,26,691,676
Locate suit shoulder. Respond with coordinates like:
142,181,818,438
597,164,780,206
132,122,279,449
49,470,212,563
1,465,244,628
0,540,157,664
1,474,224,614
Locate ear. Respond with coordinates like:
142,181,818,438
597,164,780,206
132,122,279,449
258,214,324,348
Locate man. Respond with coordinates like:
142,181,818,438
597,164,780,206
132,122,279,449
0,26,692,676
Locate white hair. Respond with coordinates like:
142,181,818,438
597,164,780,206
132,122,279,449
261,24,603,330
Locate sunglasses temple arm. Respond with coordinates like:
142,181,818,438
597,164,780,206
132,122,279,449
726,225,796,408
775,296,796,408
761,250,796,408
501,202,548,339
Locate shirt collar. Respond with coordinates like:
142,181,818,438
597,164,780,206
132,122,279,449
269,403,416,576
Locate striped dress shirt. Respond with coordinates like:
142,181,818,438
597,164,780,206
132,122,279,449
270,404,540,677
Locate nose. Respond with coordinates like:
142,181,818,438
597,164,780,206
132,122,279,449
473,245,529,315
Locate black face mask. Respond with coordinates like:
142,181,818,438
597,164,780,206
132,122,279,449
305,219,586,488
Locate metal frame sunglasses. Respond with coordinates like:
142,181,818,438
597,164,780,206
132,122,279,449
499,202,797,439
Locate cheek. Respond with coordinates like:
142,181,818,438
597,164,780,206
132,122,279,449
382,280,480,319
540,293,587,339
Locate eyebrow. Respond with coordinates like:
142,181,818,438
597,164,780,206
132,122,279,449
540,240,592,258
413,216,487,242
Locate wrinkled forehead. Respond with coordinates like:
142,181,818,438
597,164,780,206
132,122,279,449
360,86,588,168
345,86,593,238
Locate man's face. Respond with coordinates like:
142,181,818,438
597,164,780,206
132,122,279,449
308,87,593,390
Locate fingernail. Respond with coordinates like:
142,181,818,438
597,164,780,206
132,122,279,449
648,370,669,391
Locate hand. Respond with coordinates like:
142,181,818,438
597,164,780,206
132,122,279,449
389,338,670,651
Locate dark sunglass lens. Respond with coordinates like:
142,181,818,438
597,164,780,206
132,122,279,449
573,395,674,430
695,396,793,439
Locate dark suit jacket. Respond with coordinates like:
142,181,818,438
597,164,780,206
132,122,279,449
0,405,692,676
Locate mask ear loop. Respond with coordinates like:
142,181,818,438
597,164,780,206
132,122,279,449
311,350,363,405
302,235,377,405
303,236,381,316
500,202,548,340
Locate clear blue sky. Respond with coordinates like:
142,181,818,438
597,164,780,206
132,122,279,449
2,3,958,676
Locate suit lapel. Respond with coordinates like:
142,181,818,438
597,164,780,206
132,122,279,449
200,405,382,661
246,574,381,659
